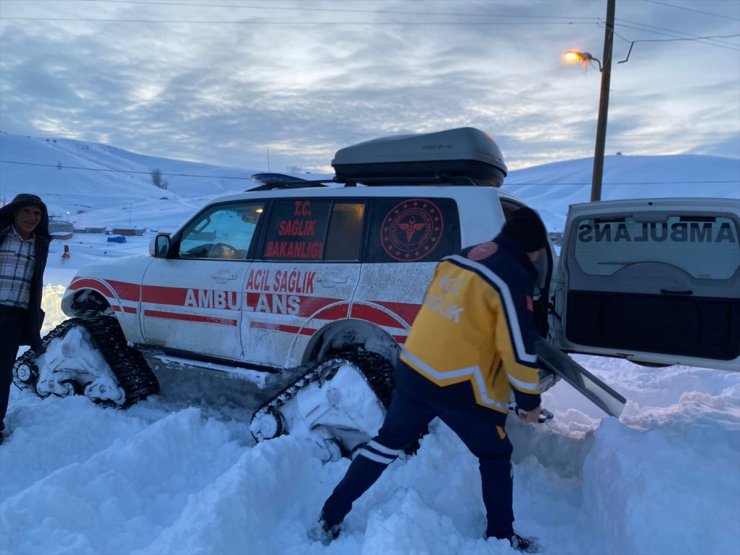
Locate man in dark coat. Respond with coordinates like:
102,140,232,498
315,207,549,553
0,194,51,443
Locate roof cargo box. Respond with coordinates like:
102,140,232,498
331,127,507,186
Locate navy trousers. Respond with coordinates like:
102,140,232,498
0,306,26,432
321,387,515,538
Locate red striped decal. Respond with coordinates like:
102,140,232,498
69,279,421,333
306,303,349,320
68,277,117,298
111,306,140,314
106,280,141,302
374,301,421,327
350,302,409,329
250,321,317,336
143,309,238,327
68,278,128,314
242,293,343,319
298,296,345,318
69,278,142,305
142,284,189,305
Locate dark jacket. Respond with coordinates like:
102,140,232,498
396,234,542,425
0,194,52,351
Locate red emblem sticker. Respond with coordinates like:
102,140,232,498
526,295,534,311
380,199,444,261
468,242,498,261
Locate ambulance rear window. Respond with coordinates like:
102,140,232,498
365,197,460,263
574,214,740,279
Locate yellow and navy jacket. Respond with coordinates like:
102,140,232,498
396,235,541,422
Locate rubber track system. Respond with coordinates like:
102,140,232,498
13,316,159,406
250,351,394,442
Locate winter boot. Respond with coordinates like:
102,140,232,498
308,516,341,545
507,533,541,553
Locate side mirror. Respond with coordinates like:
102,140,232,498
150,233,171,257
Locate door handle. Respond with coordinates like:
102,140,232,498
660,289,693,296
212,272,239,282
316,276,349,286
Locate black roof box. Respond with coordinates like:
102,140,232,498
331,127,507,186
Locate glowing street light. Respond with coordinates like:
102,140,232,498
564,0,616,201
562,50,603,72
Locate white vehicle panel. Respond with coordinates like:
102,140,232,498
352,262,432,345
140,258,249,360
243,261,360,368
62,256,153,344
555,198,740,370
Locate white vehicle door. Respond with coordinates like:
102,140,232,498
353,196,463,347
553,198,740,371
140,200,265,360
243,197,365,368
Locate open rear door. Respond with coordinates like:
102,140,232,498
536,338,626,417
553,198,740,371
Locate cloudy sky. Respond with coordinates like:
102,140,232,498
1,0,738,173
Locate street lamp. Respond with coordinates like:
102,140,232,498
562,50,602,71
564,0,616,201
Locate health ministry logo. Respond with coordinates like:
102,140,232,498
381,199,444,261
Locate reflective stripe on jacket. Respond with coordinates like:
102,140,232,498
398,235,541,416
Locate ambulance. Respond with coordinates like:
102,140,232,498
14,128,739,455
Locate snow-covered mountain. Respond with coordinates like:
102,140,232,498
0,131,259,201
0,132,262,230
0,131,739,555
2,130,738,232
506,154,740,232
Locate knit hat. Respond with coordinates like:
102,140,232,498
500,207,548,253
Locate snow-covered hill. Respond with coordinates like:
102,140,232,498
506,154,740,231
0,131,739,555
0,132,262,229
2,130,738,232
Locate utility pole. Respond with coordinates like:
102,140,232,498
591,0,616,201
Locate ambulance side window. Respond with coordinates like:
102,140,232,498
325,202,366,261
364,197,460,263
259,199,367,262
179,201,265,259
261,199,332,261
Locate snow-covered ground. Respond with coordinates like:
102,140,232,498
0,132,739,555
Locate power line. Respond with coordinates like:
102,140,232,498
43,0,604,21
0,16,599,26
508,180,739,186
0,0,600,25
613,20,740,51
617,16,740,45
2,159,737,186
614,31,740,61
642,0,740,22
0,160,253,180
0,0,602,21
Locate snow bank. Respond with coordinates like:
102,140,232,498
2,378,739,555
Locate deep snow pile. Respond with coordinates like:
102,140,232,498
1,272,738,555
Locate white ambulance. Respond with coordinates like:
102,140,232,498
14,128,739,454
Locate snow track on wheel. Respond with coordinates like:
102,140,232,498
13,316,159,406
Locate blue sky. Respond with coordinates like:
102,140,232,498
1,0,738,173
